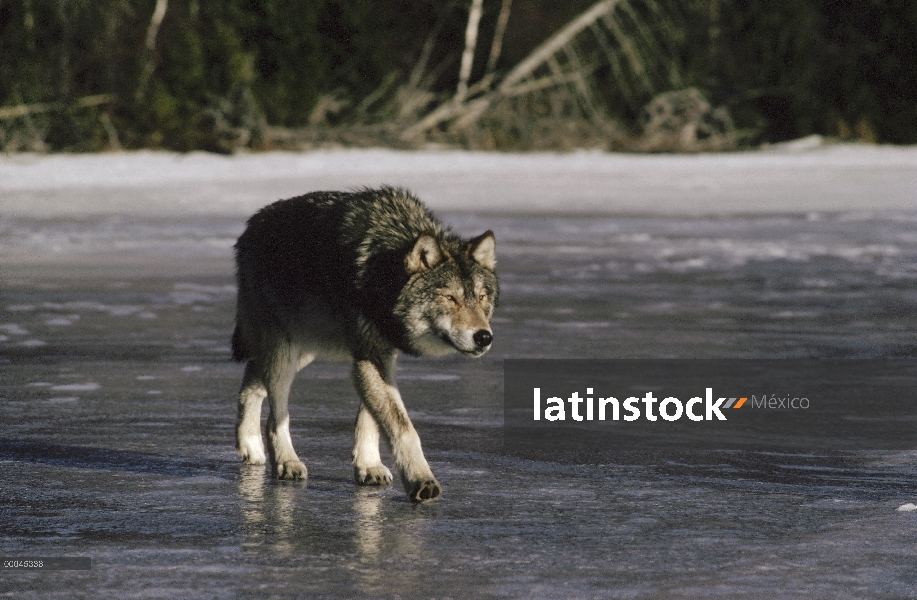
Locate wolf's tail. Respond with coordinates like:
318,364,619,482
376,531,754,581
231,322,247,362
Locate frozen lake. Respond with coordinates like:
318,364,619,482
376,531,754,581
2,146,917,597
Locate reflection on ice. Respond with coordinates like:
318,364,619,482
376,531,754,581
353,490,383,561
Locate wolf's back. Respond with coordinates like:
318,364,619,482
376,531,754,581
232,188,448,359
235,188,443,294
235,192,347,295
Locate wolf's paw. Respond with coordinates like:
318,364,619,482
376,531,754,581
242,454,267,466
408,479,442,503
238,447,267,466
354,465,393,486
237,436,266,465
276,460,307,481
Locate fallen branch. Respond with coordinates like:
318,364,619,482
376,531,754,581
401,0,626,140
0,94,116,120
498,0,624,92
501,70,594,98
399,99,467,140
398,0,682,143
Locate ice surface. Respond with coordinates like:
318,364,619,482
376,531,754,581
1,146,917,598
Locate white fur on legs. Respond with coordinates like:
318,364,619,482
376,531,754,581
251,350,308,481
352,357,440,501
236,363,267,465
352,404,393,485
268,414,307,480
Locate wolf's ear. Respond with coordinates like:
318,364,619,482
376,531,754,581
468,230,496,271
406,234,443,274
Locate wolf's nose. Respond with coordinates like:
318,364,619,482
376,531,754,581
473,329,493,349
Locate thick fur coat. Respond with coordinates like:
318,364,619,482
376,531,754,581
232,187,498,502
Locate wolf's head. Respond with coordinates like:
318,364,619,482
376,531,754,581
395,231,499,357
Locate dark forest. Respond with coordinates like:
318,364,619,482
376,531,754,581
1,0,914,152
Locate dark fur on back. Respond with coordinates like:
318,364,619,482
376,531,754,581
232,186,497,360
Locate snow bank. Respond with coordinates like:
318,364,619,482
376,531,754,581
2,142,915,216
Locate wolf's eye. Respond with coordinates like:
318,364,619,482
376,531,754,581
478,294,486,302
444,294,459,304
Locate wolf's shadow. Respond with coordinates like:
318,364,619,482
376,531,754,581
0,437,235,478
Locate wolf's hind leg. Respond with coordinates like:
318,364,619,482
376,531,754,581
352,356,440,502
237,361,267,465
352,404,393,486
266,351,309,480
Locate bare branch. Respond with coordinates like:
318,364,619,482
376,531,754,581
589,21,641,108
354,71,400,118
0,94,116,120
399,0,683,142
500,71,593,98
602,13,650,93
484,0,513,76
561,46,601,120
136,0,169,101
100,112,122,150
400,97,467,140
145,0,169,52
407,3,454,92
616,2,674,90
455,0,484,102
499,0,624,92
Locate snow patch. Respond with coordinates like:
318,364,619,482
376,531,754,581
7,304,35,312
0,324,29,335
45,315,79,326
51,382,101,392
46,397,80,404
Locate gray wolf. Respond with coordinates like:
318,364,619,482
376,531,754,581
231,187,498,502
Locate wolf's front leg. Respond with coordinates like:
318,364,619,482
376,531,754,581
265,355,307,480
351,404,394,486
352,357,441,502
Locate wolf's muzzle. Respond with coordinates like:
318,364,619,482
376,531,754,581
473,329,493,350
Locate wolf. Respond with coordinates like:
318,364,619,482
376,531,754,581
231,187,498,502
